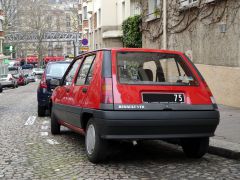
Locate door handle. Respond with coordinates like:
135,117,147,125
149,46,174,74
82,87,88,93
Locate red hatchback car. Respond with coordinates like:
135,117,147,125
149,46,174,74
50,48,219,163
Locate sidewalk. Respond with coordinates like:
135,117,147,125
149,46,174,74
209,105,240,159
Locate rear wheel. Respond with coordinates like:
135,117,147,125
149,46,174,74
38,105,46,117
51,111,60,135
181,137,209,158
85,119,108,163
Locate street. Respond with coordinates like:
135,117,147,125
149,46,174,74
0,83,239,179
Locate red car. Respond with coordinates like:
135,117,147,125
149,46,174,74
50,48,220,163
14,74,28,86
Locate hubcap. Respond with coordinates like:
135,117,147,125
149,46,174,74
86,124,96,155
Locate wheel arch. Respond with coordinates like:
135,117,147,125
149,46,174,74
81,110,94,130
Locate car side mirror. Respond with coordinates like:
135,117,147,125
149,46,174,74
51,79,60,86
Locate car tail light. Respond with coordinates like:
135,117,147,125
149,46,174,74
39,72,47,88
202,80,213,97
101,78,113,104
202,80,218,109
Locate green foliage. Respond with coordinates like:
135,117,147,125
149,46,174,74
122,15,142,48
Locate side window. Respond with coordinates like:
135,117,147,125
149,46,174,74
75,55,95,86
64,59,82,85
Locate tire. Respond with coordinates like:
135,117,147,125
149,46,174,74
85,118,108,163
0,87,2,93
181,137,209,158
51,111,60,135
38,105,46,117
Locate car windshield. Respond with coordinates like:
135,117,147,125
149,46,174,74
46,63,69,78
117,52,198,86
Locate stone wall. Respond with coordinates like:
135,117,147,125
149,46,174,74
141,0,240,107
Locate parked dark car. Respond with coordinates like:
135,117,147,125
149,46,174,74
37,61,71,117
8,66,19,71
21,64,34,70
0,83,2,93
50,48,220,163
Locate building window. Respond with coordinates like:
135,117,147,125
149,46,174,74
67,21,71,27
0,20,3,31
179,0,199,9
147,0,160,21
98,9,101,27
83,6,87,19
122,2,125,21
130,0,141,16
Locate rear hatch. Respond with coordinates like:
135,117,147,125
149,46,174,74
112,50,215,111
45,63,70,91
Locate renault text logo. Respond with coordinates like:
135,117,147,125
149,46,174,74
118,105,145,109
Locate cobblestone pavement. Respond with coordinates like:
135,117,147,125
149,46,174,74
0,83,240,180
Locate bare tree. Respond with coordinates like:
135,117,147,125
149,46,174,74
19,0,51,66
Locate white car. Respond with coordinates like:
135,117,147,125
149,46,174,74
32,68,44,76
0,74,18,88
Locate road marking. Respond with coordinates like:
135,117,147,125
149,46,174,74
26,143,34,145
42,121,49,125
40,132,48,136
47,139,59,145
24,116,36,126
41,125,48,130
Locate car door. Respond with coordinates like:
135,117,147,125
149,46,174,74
67,54,96,128
53,59,82,123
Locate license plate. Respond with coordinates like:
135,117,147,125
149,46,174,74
142,93,185,103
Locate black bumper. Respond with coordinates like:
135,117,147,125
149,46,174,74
93,110,220,140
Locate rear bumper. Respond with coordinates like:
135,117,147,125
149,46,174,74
93,110,220,140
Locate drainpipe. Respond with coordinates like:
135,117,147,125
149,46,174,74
162,0,167,49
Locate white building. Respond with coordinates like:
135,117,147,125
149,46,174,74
78,0,141,50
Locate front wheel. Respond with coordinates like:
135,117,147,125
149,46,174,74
85,119,108,163
181,137,209,158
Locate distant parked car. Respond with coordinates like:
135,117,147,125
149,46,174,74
21,64,34,70
37,61,71,117
24,73,35,83
0,83,2,93
8,66,19,71
32,68,44,76
0,74,18,88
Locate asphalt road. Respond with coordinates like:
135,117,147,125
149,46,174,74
0,83,239,179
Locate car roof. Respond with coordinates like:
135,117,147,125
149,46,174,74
75,48,184,59
48,61,70,64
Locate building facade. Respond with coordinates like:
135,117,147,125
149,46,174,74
78,0,141,50
0,0,8,75
141,0,240,107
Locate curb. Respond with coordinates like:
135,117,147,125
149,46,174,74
208,139,240,160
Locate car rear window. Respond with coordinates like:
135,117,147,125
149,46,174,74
46,63,70,78
117,52,198,86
